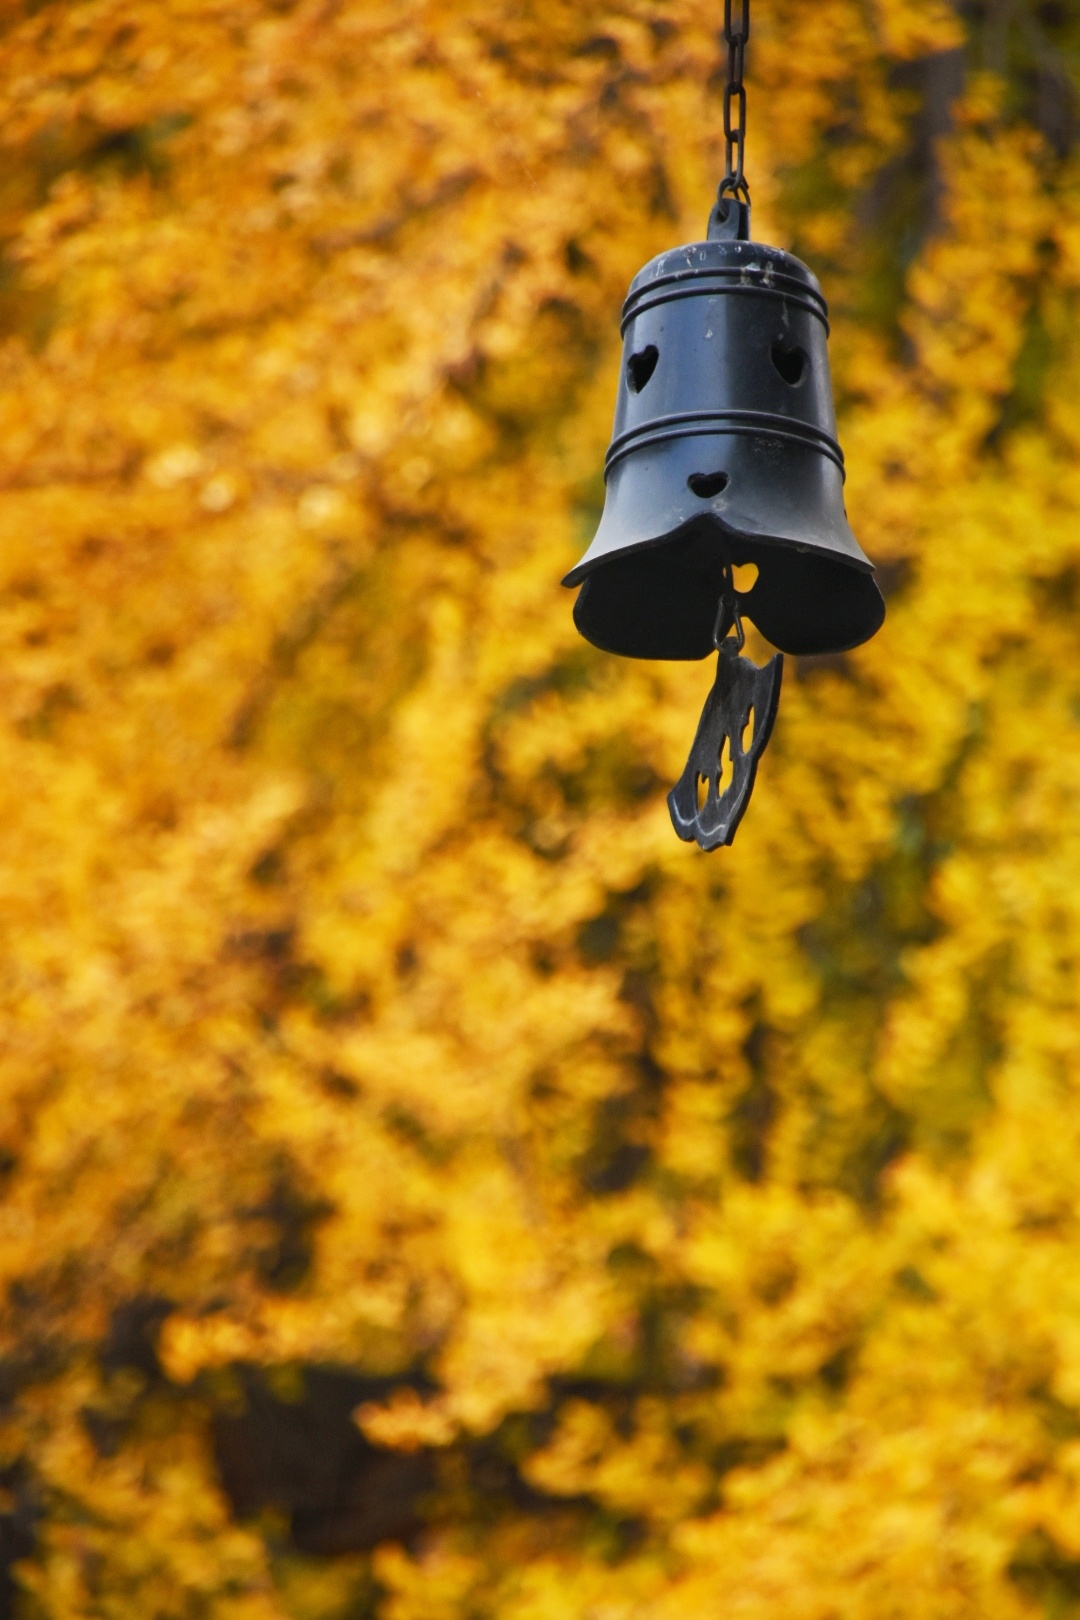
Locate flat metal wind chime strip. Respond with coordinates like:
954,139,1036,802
561,0,885,849
668,572,783,851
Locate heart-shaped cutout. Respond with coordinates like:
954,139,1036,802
771,342,807,386
626,344,659,393
687,471,729,498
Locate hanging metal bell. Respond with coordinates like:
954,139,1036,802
563,199,885,659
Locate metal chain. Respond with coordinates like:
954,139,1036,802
718,0,750,202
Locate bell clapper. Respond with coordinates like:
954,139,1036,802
667,568,783,852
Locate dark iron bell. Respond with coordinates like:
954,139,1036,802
563,197,884,661
562,193,885,850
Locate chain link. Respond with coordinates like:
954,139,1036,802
718,0,750,202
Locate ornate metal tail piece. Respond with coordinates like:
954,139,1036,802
668,591,783,852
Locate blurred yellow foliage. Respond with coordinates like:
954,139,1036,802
1,0,1080,1616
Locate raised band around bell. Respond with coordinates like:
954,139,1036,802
621,268,829,335
603,409,846,478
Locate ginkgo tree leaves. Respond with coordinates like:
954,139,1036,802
1,1,1080,1617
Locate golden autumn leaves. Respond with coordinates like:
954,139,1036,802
0,1,1079,1616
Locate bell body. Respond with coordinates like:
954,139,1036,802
564,232,885,658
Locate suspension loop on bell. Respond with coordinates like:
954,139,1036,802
712,569,745,654
717,0,750,203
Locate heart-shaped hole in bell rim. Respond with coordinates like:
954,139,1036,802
626,344,659,393
687,470,729,498
770,342,808,386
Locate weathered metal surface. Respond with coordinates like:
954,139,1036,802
563,224,884,661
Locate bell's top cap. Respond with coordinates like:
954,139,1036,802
621,238,829,336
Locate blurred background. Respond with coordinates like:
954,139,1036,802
1,1,1079,1615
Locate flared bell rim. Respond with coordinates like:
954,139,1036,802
565,418,874,592
563,515,885,660
561,513,875,591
